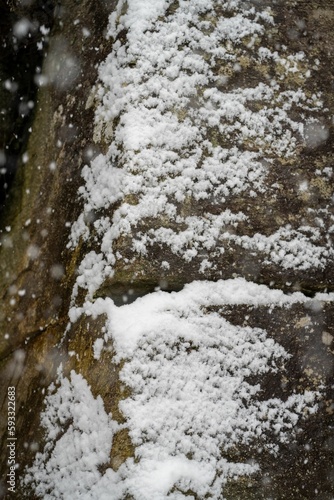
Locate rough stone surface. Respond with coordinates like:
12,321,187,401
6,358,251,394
72,0,334,301
0,1,333,499
0,0,115,495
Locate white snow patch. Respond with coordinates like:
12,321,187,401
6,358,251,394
68,0,326,302
35,0,331,497
229,226,334,270
30,279,324,499
23,369,116,500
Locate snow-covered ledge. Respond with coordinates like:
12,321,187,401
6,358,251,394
25,279,333,499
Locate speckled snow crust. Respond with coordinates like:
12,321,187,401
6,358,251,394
68,0,332,302
23,370,116,499
24,279,329,499
25,0,332,498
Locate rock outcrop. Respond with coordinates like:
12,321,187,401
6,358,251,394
0,1,333,498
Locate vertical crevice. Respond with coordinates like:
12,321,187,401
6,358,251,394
0,0,56,219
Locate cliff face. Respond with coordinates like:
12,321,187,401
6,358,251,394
0,1,333,498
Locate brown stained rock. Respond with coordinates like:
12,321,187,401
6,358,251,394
2,294,331,499
0,0,115,491
0,312,133,498
219,298,334,498
0,321,66,499
0,1,333,499
0,0,115,357
83,0,334,299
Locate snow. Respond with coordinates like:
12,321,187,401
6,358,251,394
230,226,333,270
24,0,333,498
13,18,32,39
25,279,329,499
67,0,330,303
73,277,334,360
23,369,116,499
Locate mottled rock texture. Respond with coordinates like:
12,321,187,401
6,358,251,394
71,0,334,301
0,0,333,498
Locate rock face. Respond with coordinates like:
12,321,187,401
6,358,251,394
70,0,334,302
0,0,56,210
0,1,333,499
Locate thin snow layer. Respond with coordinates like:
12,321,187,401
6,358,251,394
230,226,333,271
68,0,330,301
37,278,323,500
23,370,116,499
